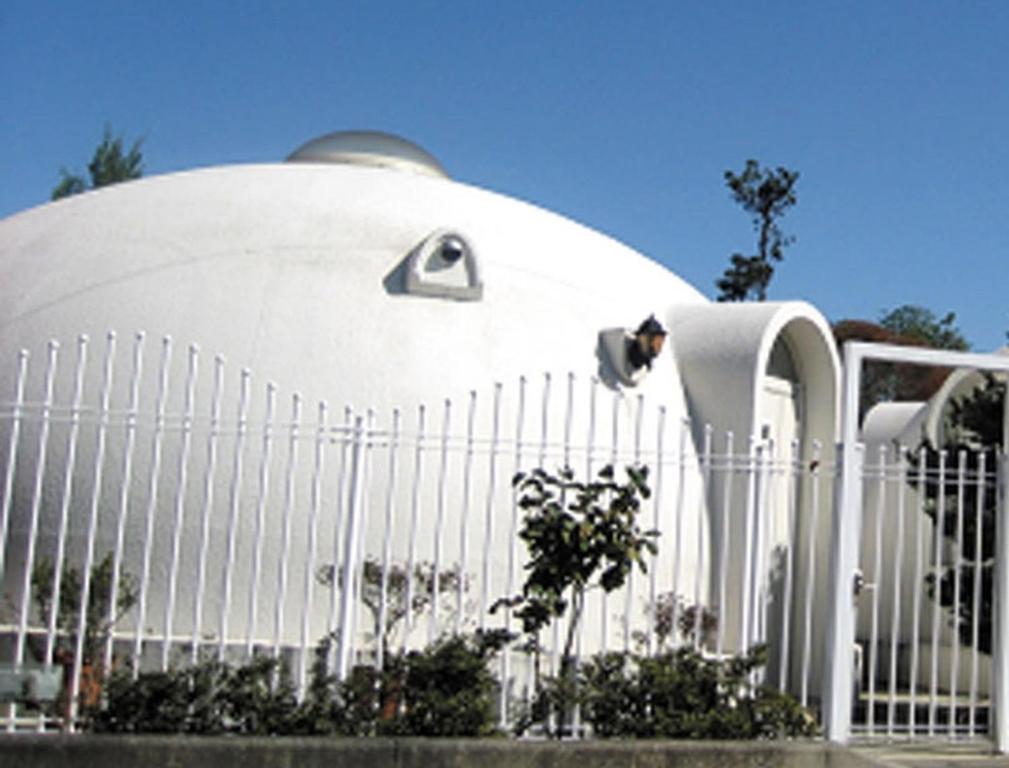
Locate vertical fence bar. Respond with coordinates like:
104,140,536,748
190,355,225,663
161,343,199,670
867,445,887,734
9,341,56,732
669,420,688,648
563,373,575,471
778,437,800,690
967,452,986,737
537,374,558,675
577,378,598,668
0,349,30,582
133,336,173,671
600,389,620,653
800,441,822,708
946,450,967,736
479,384,501,633
929,451,948,736
505,377,527,721
15,341,59,670
106,333,145,674
336,416,367,681
908,446,928,736
750,440,769,654
739,436,758,655
694,425,713,650
349,410,375,672
649,406,667,655
68,332,117,727
245,381,276,658
431,400,451,642
218,368,251,660
886,446,907,738
377,409,401,670
993,451,1009,753
716,431,734,662
404,405,425,647
44,335,88,674
297,401,327,694
326,408,353,646
456,392,477,635
272,393,301,660
624,393,643,654
348,410,376,671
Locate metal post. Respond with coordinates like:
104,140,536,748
336,416,367,681
994,452,1009,753
823,342,865,744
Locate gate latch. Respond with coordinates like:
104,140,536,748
853,568,866,598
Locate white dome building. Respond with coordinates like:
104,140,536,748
0,132,839,698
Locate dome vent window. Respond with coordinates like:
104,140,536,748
404,229,483,301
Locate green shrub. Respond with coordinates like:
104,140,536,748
390,632,503,737
578,645,817,739
85,631,505,738
86,654,299,734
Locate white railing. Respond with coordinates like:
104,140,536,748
0,332,1003,748
855,445,1001,740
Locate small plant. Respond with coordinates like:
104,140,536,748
495,464,657,736
29,553,137,722
317,558,467,657
634,592,719,652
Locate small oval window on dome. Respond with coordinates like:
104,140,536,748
403,229,483,301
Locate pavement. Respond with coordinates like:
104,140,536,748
854,742,1009,767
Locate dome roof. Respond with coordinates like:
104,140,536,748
285,130,449,178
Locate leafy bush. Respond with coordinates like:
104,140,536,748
386,632,505,737
578,645,817,739
85,630,506,738
86,654,300,735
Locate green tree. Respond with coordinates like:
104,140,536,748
879,305,969,351
495,464,657,735
52,125,144,200
833,306,971,417
716,160,799,302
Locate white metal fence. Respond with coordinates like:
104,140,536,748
855,445,1001,740
0,332,1004,749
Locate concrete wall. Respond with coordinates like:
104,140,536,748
0,735,886,768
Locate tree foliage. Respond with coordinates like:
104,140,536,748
497,465,657,662
879,305,969,351
493,464,657,736
833,305,971,417
52,125,144,200
716,159,799,302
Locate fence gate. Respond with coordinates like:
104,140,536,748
823,342,1009,753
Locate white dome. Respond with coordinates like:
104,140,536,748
285,130,449,178
0,160,706,413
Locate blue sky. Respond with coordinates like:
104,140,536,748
2,1,1006,350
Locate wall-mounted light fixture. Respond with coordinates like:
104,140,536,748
627,315,667,372
598,315,668,387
